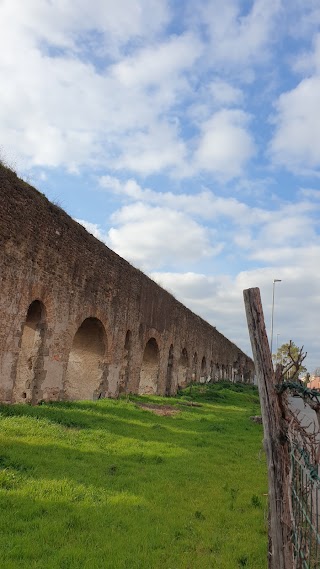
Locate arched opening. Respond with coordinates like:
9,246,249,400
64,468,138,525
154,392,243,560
165,344,174,396
231,363,236,382
14,300,47,403
200,356,207,383
212,362,217,381
119,330,132,394
139,338,160,395
192,352,198,381
243,368,251,383
65,317,107,401
178,348,189,388
210,360,214,382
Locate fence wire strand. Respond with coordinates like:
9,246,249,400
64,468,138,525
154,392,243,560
290,441,320,568
276,381,320,568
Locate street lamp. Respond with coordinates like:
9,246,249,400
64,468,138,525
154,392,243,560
270,279,282,359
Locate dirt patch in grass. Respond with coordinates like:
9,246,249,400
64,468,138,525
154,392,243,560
135,402,180,416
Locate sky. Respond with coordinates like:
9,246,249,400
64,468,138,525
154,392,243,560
1,0,320,373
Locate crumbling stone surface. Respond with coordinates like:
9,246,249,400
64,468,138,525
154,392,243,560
0,164,254,403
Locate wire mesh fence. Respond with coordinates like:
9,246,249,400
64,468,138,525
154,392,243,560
289,418,320,568
243,287,320,568
275,381,320,567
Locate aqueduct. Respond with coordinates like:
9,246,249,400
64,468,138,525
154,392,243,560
0,164,254,404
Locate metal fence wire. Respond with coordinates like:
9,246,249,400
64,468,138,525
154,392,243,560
275,381,320,568
290,436,320,568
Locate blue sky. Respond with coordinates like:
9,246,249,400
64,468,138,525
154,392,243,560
1,0,320,372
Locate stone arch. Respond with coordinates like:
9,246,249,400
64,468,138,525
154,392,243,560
165,344,174,396
232,361,238,382
119,330,132,394
14,299,47,403
243,367,252,383
64,317,107,401
178,348,189,388
210,360,214,382
200,356,207,382
139,338,160,395
192,352,198,381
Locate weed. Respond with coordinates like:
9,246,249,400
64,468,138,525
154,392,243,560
251,494,263,508
207,423,225,432
153,455,164,464
195,510,206,520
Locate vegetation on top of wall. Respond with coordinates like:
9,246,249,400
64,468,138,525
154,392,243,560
0,156,17,176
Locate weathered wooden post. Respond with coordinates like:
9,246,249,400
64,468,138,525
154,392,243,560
243,287,293,569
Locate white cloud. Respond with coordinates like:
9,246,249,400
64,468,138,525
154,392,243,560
194,109,255,179
293,34,320,75
270,76,320,173
299,188,320,200
249,244,320,266
99,174,262,221
111,122,188,175
258,212,317,247
99,175,320,236
150,265,320,372
108,203,218,270
0,0,272,179
286,1,320,39
112,32,203,88
0,0,197,174
1,0,170,53
209,80,243,106
193,0,281,71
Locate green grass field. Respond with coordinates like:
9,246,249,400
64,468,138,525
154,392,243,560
0,383,267,569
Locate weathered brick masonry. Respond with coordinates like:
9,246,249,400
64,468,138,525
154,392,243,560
0,165,254,404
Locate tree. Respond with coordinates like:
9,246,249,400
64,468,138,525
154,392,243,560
312,367,320,377
273,341,307,379
302,372,310,385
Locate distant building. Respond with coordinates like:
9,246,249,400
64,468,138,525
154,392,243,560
307,376,320,390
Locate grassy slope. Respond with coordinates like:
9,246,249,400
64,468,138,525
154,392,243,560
0,383,267,569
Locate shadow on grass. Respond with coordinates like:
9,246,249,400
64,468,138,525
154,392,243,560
0,388,260,494
0,400,194,443
0,384,260,452
0,429,189,495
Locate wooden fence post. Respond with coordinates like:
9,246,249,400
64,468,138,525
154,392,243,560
243,287,293,569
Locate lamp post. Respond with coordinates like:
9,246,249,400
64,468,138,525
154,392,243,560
270,279,282,360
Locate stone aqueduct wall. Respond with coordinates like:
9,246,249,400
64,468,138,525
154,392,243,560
0,165,254,404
